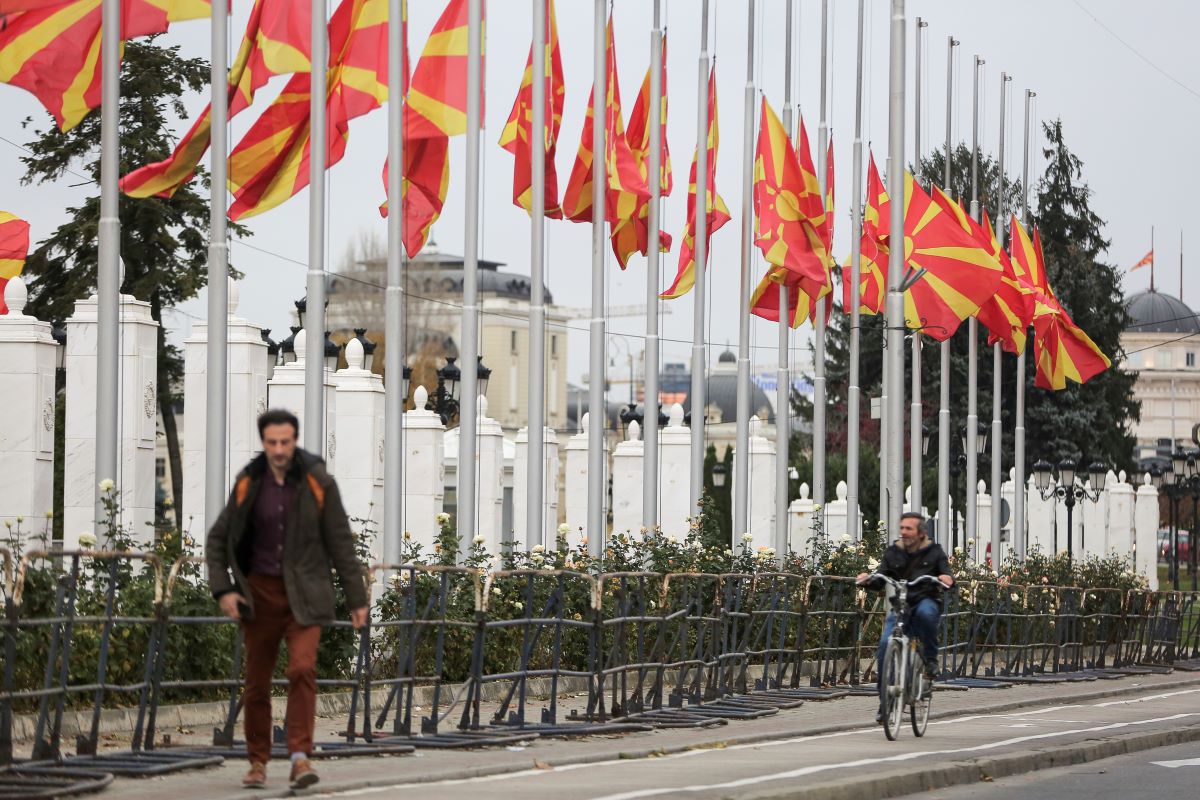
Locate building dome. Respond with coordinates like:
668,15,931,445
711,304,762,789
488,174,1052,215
1125,289,1200,334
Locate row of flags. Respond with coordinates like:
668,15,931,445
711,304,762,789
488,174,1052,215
0,0,1110,392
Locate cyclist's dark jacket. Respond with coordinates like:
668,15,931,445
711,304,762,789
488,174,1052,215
876,539,954,609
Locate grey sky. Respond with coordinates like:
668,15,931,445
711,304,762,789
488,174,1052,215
1,0,1196,386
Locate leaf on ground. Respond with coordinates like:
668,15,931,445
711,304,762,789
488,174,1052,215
533,759,553,770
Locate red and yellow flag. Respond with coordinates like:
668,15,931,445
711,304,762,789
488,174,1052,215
228,0,389,220
662,64,727,300
1130,249,1153,271
1008,218,1110,390
0,210,30,315
625,33,671,197
841,153,888,315
121,0,311,198
951,205,1033,353
404,0,479,140
497,0,564,218
0,0,209,132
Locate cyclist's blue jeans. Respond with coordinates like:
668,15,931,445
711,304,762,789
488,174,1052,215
876,597,941,673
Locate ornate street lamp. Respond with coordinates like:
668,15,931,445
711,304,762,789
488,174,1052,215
712,462,728,488
280,326,300,365
261,329,278,380
1034,456,1108,561
475,355,491,398
322,331,339,372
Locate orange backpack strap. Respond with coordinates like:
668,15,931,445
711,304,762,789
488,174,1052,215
306,473,325,514
234,475,252,507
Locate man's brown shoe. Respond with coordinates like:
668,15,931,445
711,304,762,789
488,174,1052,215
242,762,267,789
289,758,319,790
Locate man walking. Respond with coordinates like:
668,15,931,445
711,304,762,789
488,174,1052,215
207,409,369,789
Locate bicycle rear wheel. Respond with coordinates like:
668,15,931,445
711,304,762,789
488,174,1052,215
881,639,904,740
910,658,931,737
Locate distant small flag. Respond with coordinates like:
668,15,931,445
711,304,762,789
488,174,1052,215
1131,250,1153,271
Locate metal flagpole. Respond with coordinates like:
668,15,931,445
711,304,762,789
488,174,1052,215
885,0,908,530
204,0,229,528
384,0,406,565
643,1,663,530
528,0,547,547
305,0,328,455
937,35,957,544
1015,87,1034,560
966,55,983,554
689,0,711,512
991,72,1011,569
733,0,757,540
776,0,794,556
909,16,926,516
95,0,120,526
458,0,483,546
846,0,865,539
587,0,607,558
812,0,829,516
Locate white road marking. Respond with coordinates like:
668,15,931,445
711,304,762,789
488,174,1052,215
589,714,1200,800
1152,757,1200,768
1094,688,1200,707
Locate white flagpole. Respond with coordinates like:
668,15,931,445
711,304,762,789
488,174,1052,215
909,16,927,516
205,0,229,528
885,0,908,530
688,0,711,512
812,0,829,516
95,0,121,526
846,0,866,538
776,0,794,556
384,0,406,565
966,55,983,554
1014,86,1034,560
305,0,328,455
991,72,1012,568
458,0,483,548
528,0,548,547
937,35,958,544
643,0,664,530
587,0,608,558
733,0,757,540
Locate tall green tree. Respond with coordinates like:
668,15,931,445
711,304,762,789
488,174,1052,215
19,39,246,531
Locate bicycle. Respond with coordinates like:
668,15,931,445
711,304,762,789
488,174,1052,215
863,573,946,741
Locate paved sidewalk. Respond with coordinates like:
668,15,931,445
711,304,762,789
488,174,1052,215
92,671,1200,799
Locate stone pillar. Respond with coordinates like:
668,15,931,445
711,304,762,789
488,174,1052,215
64,290,159,548
512,425,560,548
825,481,856,542
999,468,1016,565
0,278,57,535
974,480,991,565
474,396,505,553
401,386,445,559
733,415,775,540
934,493,953,550
1105,470,1135,559
658,403,692,537
1134,473,1159,590
1080,476,1108,560
788,482,815,557
183,278,268,541
610,420,644,537
331,337,385,563
265,329,336,472
562,414,590,549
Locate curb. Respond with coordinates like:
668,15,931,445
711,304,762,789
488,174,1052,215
244,674,1200,798
733,723,1200,800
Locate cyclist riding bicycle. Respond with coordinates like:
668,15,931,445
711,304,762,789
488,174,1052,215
856,512,954,723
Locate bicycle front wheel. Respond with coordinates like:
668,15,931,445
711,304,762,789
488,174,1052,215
910,659,931,737
881,638,905,741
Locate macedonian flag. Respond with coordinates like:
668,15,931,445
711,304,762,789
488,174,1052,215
227,0,389,220
841,153,888,316
661,64,727,300
404,0,479,140
121,0,312,198
0,210,30,315
497,0,565,218
0,0,209,131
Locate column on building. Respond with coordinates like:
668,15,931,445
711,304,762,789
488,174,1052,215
512,425,561,548
1105,470,1136,559
733,415,775,542
1134,473,1159,590
475,396,505,553
1026,474,1055,555
610,420,644,537
64,287,159,547
1080,473,1110,560
561,413,590,549
788,482,815,556
0,277,57,536
400,386,445,559
183,278,268,541
331,337,385,563
974,480,992,565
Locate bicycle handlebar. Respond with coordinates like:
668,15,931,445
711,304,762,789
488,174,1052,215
860,573,949,591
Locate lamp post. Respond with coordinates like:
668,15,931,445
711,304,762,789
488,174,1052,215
260,329,278,381
1161,449,1195,590
1032,457,1108,561
427,355,489,426
1187,451,1199,592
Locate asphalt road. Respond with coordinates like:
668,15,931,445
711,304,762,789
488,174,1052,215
314,686,1200,800
904,739,1200,799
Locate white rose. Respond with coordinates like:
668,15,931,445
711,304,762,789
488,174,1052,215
689,540,703,551
557,523,570,535
967,538,975,546
531,553,544,563
491,587,501,596
473,534,486,545
741,532,754,542
840,534,851,542
78,532,98,548
532,544,545,553
667,535,679,545
98,479,115,493
867,558,880,570
812,504,823,512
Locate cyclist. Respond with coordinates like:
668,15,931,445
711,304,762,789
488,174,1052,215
856,512,954,723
